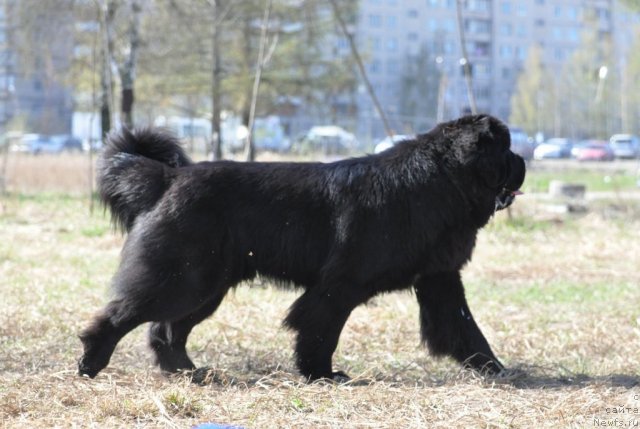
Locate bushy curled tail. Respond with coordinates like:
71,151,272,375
97,127,192,232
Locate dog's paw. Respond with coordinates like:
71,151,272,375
77,356,99,379
309,370,352,384
331,370,352,384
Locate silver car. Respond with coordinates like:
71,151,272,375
609,134,640,159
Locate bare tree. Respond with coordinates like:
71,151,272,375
244,0,274,162
210,0,224,160
104,0,143,129
455,0,477,114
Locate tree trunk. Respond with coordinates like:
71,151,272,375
99,0,114,137
211,0,223,160
241,17,255,162
456,0,477,114
118,0,141,129
121,87,134,128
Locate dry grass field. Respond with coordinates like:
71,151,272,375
1,154,639,428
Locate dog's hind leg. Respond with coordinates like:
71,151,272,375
149,291,227,374
78,270,223,378
414,271,504,375
284,284,369,382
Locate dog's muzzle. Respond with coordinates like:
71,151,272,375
495,188,523,211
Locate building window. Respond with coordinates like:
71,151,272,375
535,18,545,27
386,38,398,51
369,14,382,27
501,2,511,14
515,46,527,60
475,86,490,100
475,63,491,76
468,0,490,12
567,28,579,42
469,41,490,56
500,45,513,58
408,9,419,18
369,60,381,73
444,40,454,53
387,15,397,28
370,37,382,50
427,0,439,7
554,48,563,61
554,6,562,18
466,19,491,34
443,19,455,32
500,23,513,36
407,32,418,41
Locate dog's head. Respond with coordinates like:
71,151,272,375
441,114,526,212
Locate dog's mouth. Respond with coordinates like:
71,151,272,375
495,188,523,211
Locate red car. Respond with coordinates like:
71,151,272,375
574,140,615,161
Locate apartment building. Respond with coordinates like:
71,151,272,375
0,0,74,135
0,0,14,129
352,0,639,140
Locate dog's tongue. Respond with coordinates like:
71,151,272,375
511,190,524,196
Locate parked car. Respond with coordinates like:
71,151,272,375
10,134,49,153
609,134,640,159
373,134,414,154
509,128,535,160
296,126,358,155
533,138,573,160
49,134,83,153
11,133,83,154
572,140,614,161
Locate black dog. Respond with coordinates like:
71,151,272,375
78,114,525,381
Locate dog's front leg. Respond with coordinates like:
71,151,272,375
414,271,504,375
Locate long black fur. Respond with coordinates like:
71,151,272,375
78,114,526,381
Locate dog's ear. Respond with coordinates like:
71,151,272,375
475,115,510,154
444,115,508,162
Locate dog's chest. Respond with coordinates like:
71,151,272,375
424,227,476,272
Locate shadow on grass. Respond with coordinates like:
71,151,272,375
493,365,640,390
172,363,640,390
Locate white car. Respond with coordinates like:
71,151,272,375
373,134,414,154
298,126,358,155
533,138,573,159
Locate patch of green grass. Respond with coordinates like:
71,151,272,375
80,224,109,238
486,214,560,234
164,391,202,417
524,169,638,193
471,280,637,307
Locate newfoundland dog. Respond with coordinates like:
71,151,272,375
78,114,525,381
